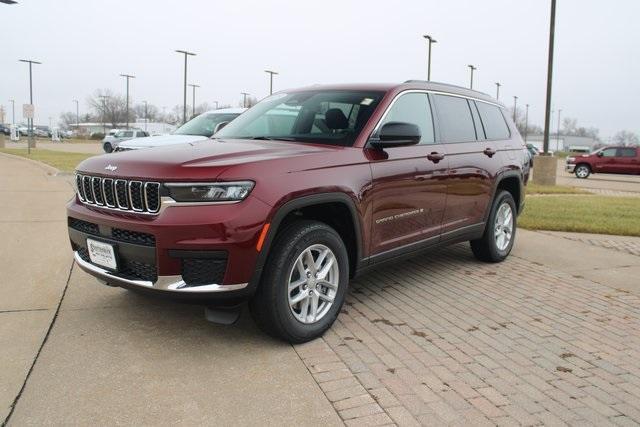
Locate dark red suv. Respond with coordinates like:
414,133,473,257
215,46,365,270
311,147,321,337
566,146,640,178
68,81,529,342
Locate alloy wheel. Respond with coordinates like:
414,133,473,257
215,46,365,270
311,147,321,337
494,202,514,251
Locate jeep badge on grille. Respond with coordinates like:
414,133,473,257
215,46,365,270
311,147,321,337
104,164,118,172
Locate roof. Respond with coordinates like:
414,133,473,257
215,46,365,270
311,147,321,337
281,81,501,106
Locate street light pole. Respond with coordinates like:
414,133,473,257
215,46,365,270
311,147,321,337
240,92,249,108
422,35,437,81
495,82,501,100
264,70,278,95
73,99,79,132
542,0,557,155
120,74,135,129
9,99,15,125
525,104,529,143
19,59,41,154
175,49,196,124
143,100,148,132
513,96,518,122
467,64,476,89
188,83,199,118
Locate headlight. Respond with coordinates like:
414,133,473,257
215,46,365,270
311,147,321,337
566,157,575,163
165,181,254,203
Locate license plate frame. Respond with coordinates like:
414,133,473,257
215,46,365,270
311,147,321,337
86,238,118,271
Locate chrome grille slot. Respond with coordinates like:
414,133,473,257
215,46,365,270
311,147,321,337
74,175,161,215
129,181,144,211
103,178,115,207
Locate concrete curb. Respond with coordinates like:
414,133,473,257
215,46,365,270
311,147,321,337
0,151,64,176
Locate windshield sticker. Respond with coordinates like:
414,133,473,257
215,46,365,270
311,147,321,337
360,98,374,106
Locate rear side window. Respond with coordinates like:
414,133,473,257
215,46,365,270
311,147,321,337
433,95,476,143
618,147,637,157
476,102,510,140
378,92,434,144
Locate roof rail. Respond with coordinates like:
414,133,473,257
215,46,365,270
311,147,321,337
402,80,493,99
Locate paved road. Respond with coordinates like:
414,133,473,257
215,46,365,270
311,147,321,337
3,152,640,426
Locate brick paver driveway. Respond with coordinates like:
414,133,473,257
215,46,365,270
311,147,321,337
296,244,640,426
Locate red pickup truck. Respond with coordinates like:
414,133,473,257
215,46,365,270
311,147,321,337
566,146,640,178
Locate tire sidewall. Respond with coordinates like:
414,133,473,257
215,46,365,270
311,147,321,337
487,191,517,260
103,142,113,153
269,223,349,341
575,165,590,179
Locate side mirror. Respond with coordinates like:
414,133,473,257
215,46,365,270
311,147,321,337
214,121,229,133
596,151,603,157
370,122,421,149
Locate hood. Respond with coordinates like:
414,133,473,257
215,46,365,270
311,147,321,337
76,138,341,181
118,134,209,149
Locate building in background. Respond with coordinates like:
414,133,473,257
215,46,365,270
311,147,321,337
526,134,597,153
72,121,176,137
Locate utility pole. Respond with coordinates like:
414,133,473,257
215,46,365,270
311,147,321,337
240,92,250,108
120,74,135,129
525,104,529,142
73,99,79,132
175,49,196,124
19,59,41,153
9,99,15,125
423,35,437,81
495,82,501,100
143,100,148,132
264,70,278,95
188,83,199,118
513,96,518,122
542,0,557,155
468,64,476,89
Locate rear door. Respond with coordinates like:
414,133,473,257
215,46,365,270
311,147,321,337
368,91,448,256
614,147,639,174
432,95,501,235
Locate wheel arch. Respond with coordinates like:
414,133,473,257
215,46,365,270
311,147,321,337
484,170,524,223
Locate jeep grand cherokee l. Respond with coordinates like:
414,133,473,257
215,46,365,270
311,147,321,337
68,81,529,343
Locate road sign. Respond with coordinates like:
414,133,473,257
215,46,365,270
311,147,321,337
23,104,34,119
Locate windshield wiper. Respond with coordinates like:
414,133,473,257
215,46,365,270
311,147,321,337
246,136,299,141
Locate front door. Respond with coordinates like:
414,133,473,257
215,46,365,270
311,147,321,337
593,147,618,173
368,92,448,257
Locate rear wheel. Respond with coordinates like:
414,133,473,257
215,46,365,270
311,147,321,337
574,164,590,179
103,142,113,153
249,220,349,343
471,190,516,263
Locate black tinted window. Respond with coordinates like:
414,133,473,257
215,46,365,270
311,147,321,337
378,92,434,144
433,95,476,142
476,102,510,140
618,147,637,157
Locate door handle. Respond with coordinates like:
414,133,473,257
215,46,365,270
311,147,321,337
483,148,497,158
427,152,445,163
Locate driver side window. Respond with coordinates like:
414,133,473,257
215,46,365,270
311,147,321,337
601,148,617,157
378,93,434,144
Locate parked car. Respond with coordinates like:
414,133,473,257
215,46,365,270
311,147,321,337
115,108,246,151
526,143,539,167
566,146,640,178
68,81,529,342
102,129,149,153
0,124,10,135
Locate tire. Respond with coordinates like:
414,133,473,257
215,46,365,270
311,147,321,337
249,220,349,343
103,142,113,153
574,164,590,179
470,190,517,263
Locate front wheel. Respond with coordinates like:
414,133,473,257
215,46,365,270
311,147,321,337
574,164,590,179
471,190,517,263
249,220,349,343
103,142,113,153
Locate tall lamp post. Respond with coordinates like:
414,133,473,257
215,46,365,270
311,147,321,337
9,99,15,125
175,49,196,124
513,96,518,122
524,104,530,142
19,59,41,153
120,73,135,129
495,82,501,100
264,70,278,95
188,83,199,118
467,64,476,89
240,92,250,108
423,35,437,81
73,99,79,133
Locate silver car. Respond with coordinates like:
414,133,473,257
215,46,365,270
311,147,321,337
102,129,149,153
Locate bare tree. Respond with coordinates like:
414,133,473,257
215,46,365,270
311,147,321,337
510,106,542,137
133,103,159,122
87,89,130,128
58,112,78,129
612,130,640,146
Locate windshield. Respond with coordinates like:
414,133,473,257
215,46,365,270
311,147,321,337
214,90,384,146
174,113,241,137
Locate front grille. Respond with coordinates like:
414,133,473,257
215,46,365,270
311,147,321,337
68,218,99,235
75,174,160,214
182,257,227,286
112,228,155,246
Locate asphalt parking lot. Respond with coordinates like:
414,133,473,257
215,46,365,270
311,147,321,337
2,152,640,426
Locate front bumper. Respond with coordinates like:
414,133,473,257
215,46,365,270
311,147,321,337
565,163,575,173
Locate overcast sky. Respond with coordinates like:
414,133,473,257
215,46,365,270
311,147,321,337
1,0,638,139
